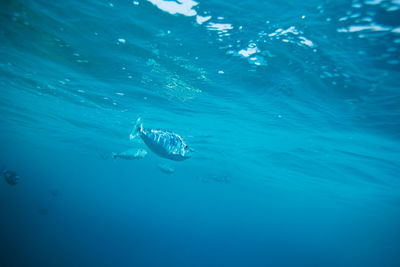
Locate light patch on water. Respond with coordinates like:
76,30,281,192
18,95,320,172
387,4,400,11
235,43,267,66
206,22,233,33
392,27,400,33
196,15,211,25
237,43,259,57
147,0,198,16
279,26,298,36
267,26,315,48
116,92,125,96
370,0,400,7
299,36,314,47
117,38,126,44
340,24,392,32
249,55,266,66
337,0,400,73
145,0,315,69
269,27,298,37
364,0,384,5
360,17,373,22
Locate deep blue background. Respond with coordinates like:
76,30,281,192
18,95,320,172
1,0,400,266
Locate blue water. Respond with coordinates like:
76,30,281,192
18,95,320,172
1,0,400,266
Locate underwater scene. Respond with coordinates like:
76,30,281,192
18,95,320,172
1,0,400,266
